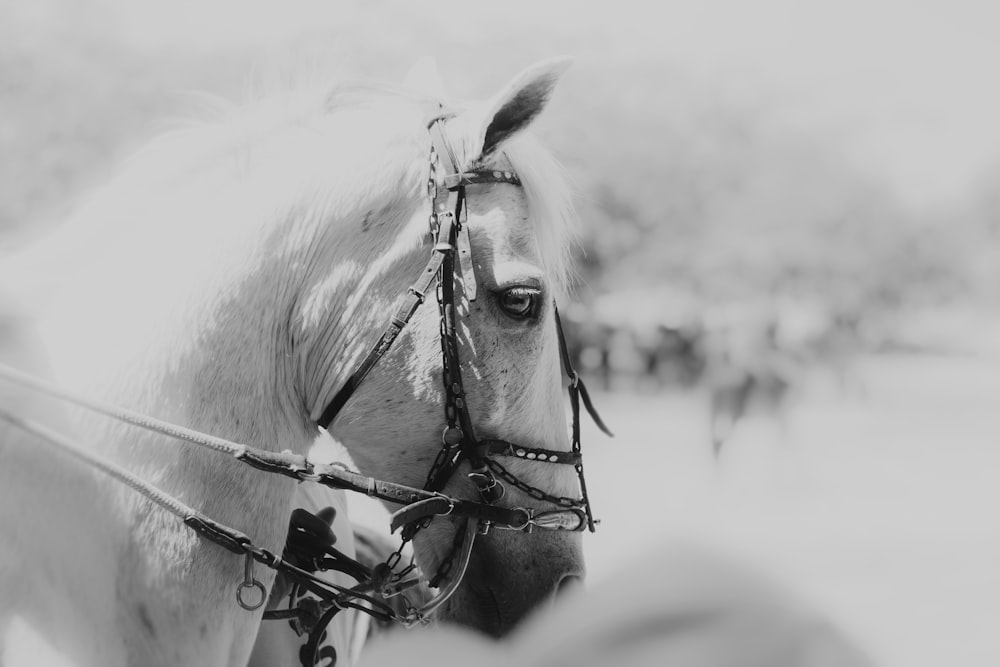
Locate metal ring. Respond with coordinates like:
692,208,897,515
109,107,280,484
295,464,322,482
236,580,267,610
441,426,463,447
236,552,268,610
432,493,455,517
504,508,533,532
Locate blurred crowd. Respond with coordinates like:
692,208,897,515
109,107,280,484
562,290,879,456
562,291,869,395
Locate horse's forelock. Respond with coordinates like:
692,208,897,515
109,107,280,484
501,136,578,301
321,81,577,298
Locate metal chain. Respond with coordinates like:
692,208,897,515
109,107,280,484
379,530,421,587
387,149,471,594
485,458,585,509
427,521,466,588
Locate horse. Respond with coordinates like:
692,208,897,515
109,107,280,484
0,57,602,666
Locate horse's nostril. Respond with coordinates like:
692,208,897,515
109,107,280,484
555,574,583,598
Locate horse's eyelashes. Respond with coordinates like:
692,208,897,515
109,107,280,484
497,286,542,320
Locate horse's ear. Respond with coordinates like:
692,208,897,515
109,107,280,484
475,57,572,159
403,56,448,98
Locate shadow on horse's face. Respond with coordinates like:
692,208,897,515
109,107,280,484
438,526,584,637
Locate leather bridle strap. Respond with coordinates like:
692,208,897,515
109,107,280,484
238,447,582,532
479,438,582,465
554,305,613,438
430,188,495,495
316,114,524,513
314,176,517,431
316,214,455,430
419,115,513,506
306,462,559,531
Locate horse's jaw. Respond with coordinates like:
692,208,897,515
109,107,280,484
434,527,584,637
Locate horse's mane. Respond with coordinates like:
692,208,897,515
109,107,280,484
130,78,578,294
5,76,578,314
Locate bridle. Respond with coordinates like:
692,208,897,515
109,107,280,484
318,113,609,532
304,111,612,618
0,112,611,665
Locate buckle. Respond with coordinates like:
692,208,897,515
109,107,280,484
442,173,464,190
568,371,580,389
407,286,426,303
467,471,505,503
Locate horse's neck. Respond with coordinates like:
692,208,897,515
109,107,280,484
29,168,380,544
91,283,310,521
33,255,315,644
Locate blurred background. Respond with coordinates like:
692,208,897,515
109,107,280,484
2,1,998,665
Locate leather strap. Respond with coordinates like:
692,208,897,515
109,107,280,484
310,463,557,532
479,438,582,465
555,306,613,437
388,496,530,534
316,215,454,430
315,176,518,429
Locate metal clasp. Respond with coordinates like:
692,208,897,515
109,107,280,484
530,508,588,532
492,507,533,532
467,470,505,503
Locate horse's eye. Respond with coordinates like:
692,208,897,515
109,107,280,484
497,286,541,320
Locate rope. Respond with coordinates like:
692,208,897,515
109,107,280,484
0,406,404,629
0,362,249,457
0,362,566,533
0,407,200,521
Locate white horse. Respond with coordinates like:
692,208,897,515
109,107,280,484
0,58,587,666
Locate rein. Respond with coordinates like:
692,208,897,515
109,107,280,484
0,114,611,666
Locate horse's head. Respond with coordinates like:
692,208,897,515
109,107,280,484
292,59,590,636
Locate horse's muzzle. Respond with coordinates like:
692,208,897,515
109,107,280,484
436,527,584,637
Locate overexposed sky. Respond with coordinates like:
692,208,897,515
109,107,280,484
36,0,1000,207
